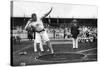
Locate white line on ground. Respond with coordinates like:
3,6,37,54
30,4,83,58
77,48,97,53
51,42,72,44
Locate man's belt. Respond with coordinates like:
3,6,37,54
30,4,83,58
36,29,45,33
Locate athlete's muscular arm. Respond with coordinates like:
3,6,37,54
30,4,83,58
41,7,53,20
24,19,31,30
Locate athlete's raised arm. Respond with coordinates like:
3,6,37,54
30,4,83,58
41,7,53,20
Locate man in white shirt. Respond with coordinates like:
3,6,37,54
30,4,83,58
25,7,53,54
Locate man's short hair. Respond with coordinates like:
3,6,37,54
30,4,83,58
31,13,36,17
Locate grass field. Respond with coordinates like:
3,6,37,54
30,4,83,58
11,39,97,66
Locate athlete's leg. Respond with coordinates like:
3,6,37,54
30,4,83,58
41,31,53,54
34,32,41,52
46,41,53,53
39,41,44,51
34,41,37,52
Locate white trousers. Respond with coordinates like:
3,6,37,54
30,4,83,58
72,38,78,48
34,31,49,52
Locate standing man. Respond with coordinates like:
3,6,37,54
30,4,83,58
64,28,67,39
70,19,79,48
27,27,34,41
25,7,53,54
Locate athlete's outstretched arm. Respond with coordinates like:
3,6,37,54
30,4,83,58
41,7,53,20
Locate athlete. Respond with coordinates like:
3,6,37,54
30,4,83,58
25,7,53,54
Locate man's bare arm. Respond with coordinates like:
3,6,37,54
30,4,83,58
41,7,53,20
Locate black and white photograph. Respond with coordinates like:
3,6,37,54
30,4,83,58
11,1,97,66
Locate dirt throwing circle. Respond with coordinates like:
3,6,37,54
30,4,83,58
37,53,85,61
